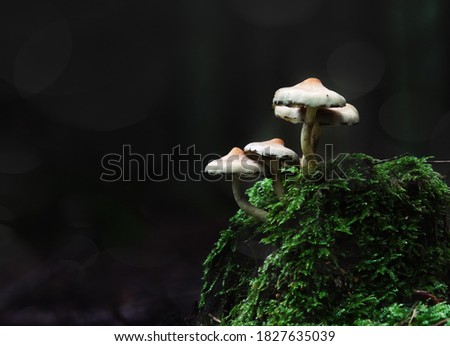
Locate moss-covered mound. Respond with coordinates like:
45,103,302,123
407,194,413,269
198,154,450,325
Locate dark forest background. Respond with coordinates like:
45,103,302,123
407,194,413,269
0,0,449,324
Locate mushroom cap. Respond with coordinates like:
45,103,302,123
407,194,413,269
273,77,346,108
204,147,263,175
244,138,299,162
315,103,359,126
275,104,359,127
274,106,302,124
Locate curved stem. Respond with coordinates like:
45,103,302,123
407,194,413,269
269,160,284,198
232,175,268,221
300,107,318,171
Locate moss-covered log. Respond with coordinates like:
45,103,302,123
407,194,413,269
197,154,450,325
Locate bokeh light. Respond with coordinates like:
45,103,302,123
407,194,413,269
327,41,385,100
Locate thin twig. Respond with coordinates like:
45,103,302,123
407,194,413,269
208,313,221,324
427,160,450,164
371,151,450,165
374,153,409,165
399,302,418,326
433,318,449,326
408,306,418,326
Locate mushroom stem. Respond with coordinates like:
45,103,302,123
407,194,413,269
300,107,318,170
268,160,284,198
231,175,268,221
311,121,322,153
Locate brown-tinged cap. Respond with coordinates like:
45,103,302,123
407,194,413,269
244,138,299,162
273,77,346,108
204,147,263,175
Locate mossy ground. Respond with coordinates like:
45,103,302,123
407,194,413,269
197,154,450,325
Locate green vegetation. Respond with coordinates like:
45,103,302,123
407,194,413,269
198,154,450,325
355,302,450,326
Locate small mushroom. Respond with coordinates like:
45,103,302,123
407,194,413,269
275,104,359,151
273,78,346,169
244,138,299,198
205,147,268,221
274,106,302,124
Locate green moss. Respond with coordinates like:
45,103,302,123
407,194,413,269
355,302,450,326
198,154,450,325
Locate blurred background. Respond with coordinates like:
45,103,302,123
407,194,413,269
0,0,449,325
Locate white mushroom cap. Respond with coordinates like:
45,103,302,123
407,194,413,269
274,106,302,124
204,147,263,176
274,104,359,127
244,138,299,162
314,104,359,127
273,77,346,108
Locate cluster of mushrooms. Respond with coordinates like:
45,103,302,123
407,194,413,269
205,78,359,222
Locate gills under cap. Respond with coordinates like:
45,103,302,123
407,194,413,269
275,104,359,127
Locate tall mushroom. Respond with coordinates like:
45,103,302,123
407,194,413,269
274,103,359,152
205,147,268,221
244,138,299,198
272,78,346,169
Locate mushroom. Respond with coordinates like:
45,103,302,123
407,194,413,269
274,104,359,151
204,147,268,221
273,78,346,169
273,105,302,124
244,138,299,198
